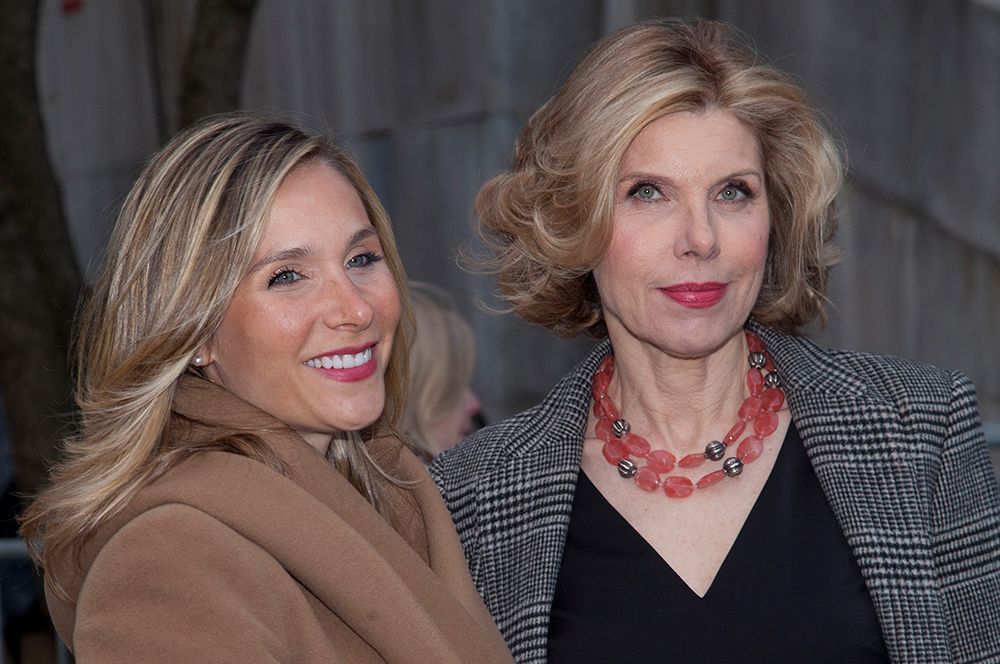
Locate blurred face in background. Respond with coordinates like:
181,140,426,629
426,387,481,453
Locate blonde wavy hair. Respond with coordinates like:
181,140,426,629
477,17,844,337
400,282,476,461
20,112,414,596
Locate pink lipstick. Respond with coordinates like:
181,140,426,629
660,282,727,309
304,343,378,382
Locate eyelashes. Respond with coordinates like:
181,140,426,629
624,178,758,203
265,251,384,289
627,181,662,201
718,179,755,202
267,267,302,288
346,251,383,269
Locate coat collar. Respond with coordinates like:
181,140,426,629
53,376,512,663
746,319,869,397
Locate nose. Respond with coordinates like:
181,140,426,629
673,201,720,260
321,278,374,330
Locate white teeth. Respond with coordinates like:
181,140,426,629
305,347,373,370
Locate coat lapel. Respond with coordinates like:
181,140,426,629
471,341,608,662
161,377,512,663
753,322,952,662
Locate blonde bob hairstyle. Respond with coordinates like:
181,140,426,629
21,112,414,594
476,17,843,337
400,282,476,461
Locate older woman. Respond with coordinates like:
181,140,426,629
431,18,1000,664
20,113,512,663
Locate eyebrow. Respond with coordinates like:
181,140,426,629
244,227,379,276
617,169,763,186
350,227,378,245
245,247,310,276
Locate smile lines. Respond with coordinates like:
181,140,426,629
305,347,373,370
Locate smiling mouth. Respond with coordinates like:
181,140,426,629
304,347,373,370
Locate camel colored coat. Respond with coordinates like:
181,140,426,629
46,376,512,663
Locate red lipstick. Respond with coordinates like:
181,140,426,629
660,282,727,309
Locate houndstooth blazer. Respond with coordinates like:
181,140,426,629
431,321,1000,664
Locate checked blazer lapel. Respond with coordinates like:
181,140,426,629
752,322,953,663
435,342,605,663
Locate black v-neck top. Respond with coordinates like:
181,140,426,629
547,423,889,663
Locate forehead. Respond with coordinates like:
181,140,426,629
258,161,374,248
619,109,762,176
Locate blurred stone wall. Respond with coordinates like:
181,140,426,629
715,0,1000,414
37,1,999,473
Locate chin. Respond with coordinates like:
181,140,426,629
678,314,745,340
336,406,386,433
316,388,386,429
646,328,738,360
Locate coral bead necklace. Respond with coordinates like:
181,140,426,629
592,330,785,498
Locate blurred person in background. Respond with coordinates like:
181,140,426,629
402,281,481,461
432,18,1000,664
19,112,511,663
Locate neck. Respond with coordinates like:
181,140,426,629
300,430,334,455
603,331,749,457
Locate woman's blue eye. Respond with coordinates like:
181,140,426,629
631,183,660,201
718,182,751,202
267,269,302,288
347,252,383,269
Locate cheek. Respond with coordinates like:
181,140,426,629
747,234,769,270
728,215,770,274
212,298,253,355
372,275,402,329
213,294,299,364
262,304,308,335
234,303,299,348
605,222,644,264
753,229,770,273
594,225,638,290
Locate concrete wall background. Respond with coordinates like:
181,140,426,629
37,1,1000,458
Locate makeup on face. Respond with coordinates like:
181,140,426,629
202,162,401,452
304,343,378,381
593,110,770,359
659,282,729,309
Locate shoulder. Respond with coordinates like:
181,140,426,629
89,501,282,586
751,321,964,407
823,345,958,402
80,451,294,591
82,450,311,591
70,501,297,662
61,449,341,660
